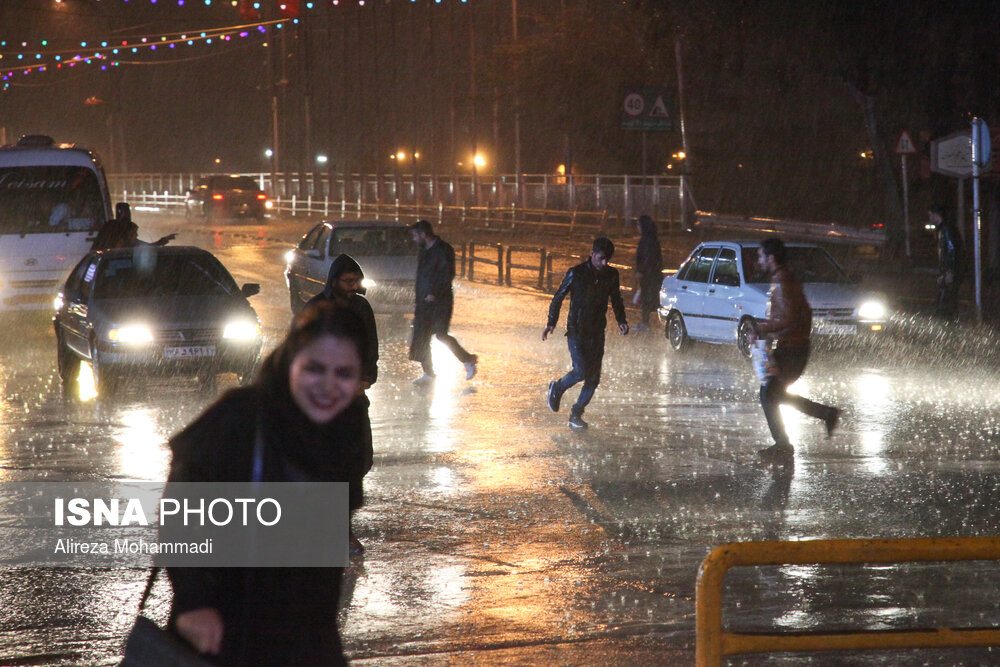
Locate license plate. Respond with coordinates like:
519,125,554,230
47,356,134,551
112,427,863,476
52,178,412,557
164,345,216,359
812,321,857,335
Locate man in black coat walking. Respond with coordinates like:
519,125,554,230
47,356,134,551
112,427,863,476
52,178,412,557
409,219,478,385
543,237,629,430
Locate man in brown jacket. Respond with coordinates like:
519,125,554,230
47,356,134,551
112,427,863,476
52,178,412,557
748,237,840,464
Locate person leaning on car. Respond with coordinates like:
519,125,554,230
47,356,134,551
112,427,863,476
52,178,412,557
748,236,839,464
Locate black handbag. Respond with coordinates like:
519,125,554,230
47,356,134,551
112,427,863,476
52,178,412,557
121,422,266,666
120,568,215,666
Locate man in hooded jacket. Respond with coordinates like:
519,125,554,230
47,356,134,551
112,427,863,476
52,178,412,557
306,254,377,552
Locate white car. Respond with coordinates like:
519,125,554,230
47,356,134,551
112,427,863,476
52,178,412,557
285,220,418,314
658,241,887,357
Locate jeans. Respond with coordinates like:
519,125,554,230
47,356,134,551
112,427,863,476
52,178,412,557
760,343,832,446
552,332,604,416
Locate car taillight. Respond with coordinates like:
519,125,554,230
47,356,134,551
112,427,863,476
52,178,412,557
212,194,224,201
256,193,267,200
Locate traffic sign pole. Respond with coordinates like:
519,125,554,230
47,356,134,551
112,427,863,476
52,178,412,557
901,155,910,259
895,131,917,260
971,118,989,323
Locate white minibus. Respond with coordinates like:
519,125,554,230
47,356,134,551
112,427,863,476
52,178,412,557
0,135,116,310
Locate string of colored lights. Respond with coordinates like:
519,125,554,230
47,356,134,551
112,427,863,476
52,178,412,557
1,19,285,88
2,0,470,89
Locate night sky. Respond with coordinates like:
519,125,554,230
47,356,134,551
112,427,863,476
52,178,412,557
2,0,999,230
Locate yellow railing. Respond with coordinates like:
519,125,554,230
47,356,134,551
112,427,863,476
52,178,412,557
696,537,1000,666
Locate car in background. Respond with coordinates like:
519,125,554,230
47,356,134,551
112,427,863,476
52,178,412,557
285,220,418,314
658,241,887,357
184,174,270,221
54,245,263,395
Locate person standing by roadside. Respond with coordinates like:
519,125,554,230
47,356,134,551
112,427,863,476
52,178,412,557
409,219,478,385
306,253,378,555
930,205,964,320
633,214,663,331
749,237,840,464
543,237,629,430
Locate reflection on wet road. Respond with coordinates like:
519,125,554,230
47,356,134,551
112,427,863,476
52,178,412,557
2,217,1000,664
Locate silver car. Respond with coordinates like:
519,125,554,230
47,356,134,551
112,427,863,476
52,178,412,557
54,246,263,395
285,220,418,313
658,241,888,357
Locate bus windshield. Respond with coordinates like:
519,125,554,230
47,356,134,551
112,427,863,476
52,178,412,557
0,166,106,234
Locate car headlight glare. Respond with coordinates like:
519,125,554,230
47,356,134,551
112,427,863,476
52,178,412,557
858,300,886,320
362,278,376,289
224,320,261,340
284,249,296,265
108,325,153,343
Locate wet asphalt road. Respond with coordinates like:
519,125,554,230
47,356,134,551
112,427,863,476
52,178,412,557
1,214,1000,665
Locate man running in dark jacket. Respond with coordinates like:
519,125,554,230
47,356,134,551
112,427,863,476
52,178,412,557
543,237,629,430
409,219,478,385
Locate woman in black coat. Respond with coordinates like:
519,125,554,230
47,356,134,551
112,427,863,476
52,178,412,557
166,302,368,665
634,214,663,330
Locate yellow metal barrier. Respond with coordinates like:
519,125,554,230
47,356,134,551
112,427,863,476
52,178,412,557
696,537,1000,666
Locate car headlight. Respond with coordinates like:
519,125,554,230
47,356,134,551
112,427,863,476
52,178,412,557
858,300,886,320
362,278,376,289
224,320,261,340
284,249,296,265
53,294,64,311
265,200,275,210
108,325,153,343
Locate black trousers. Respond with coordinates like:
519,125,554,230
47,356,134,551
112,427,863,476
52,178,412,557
409,300,475,373
759,343,833,447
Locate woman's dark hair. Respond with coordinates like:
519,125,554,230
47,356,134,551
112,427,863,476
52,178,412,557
287,300,367,361
759,236,787,264
637,214,657,237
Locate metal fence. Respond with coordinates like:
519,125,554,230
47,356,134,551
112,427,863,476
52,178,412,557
108,171,689,229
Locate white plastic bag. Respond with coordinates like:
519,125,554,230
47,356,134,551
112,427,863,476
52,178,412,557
750,340,770,383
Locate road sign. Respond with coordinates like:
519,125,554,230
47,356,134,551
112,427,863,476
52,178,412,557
895,130,917,155
930,131,973,178
620,86,673,132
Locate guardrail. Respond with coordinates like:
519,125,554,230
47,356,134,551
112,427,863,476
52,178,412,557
695,211,887,246
467,242,503,285
696,537,1000,666
506,246,547,290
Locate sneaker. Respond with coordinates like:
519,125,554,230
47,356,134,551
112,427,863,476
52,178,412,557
568,413,588,430
464,355,478,380
349,530,365,558
757,443,794,464
547,381,561,412
412,373,435,386
825,408,840,438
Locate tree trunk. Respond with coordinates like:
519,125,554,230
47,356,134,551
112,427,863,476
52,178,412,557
850,83,904,258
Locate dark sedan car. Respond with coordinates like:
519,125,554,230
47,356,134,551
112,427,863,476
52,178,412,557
54,246,263,396
184,174,270,221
